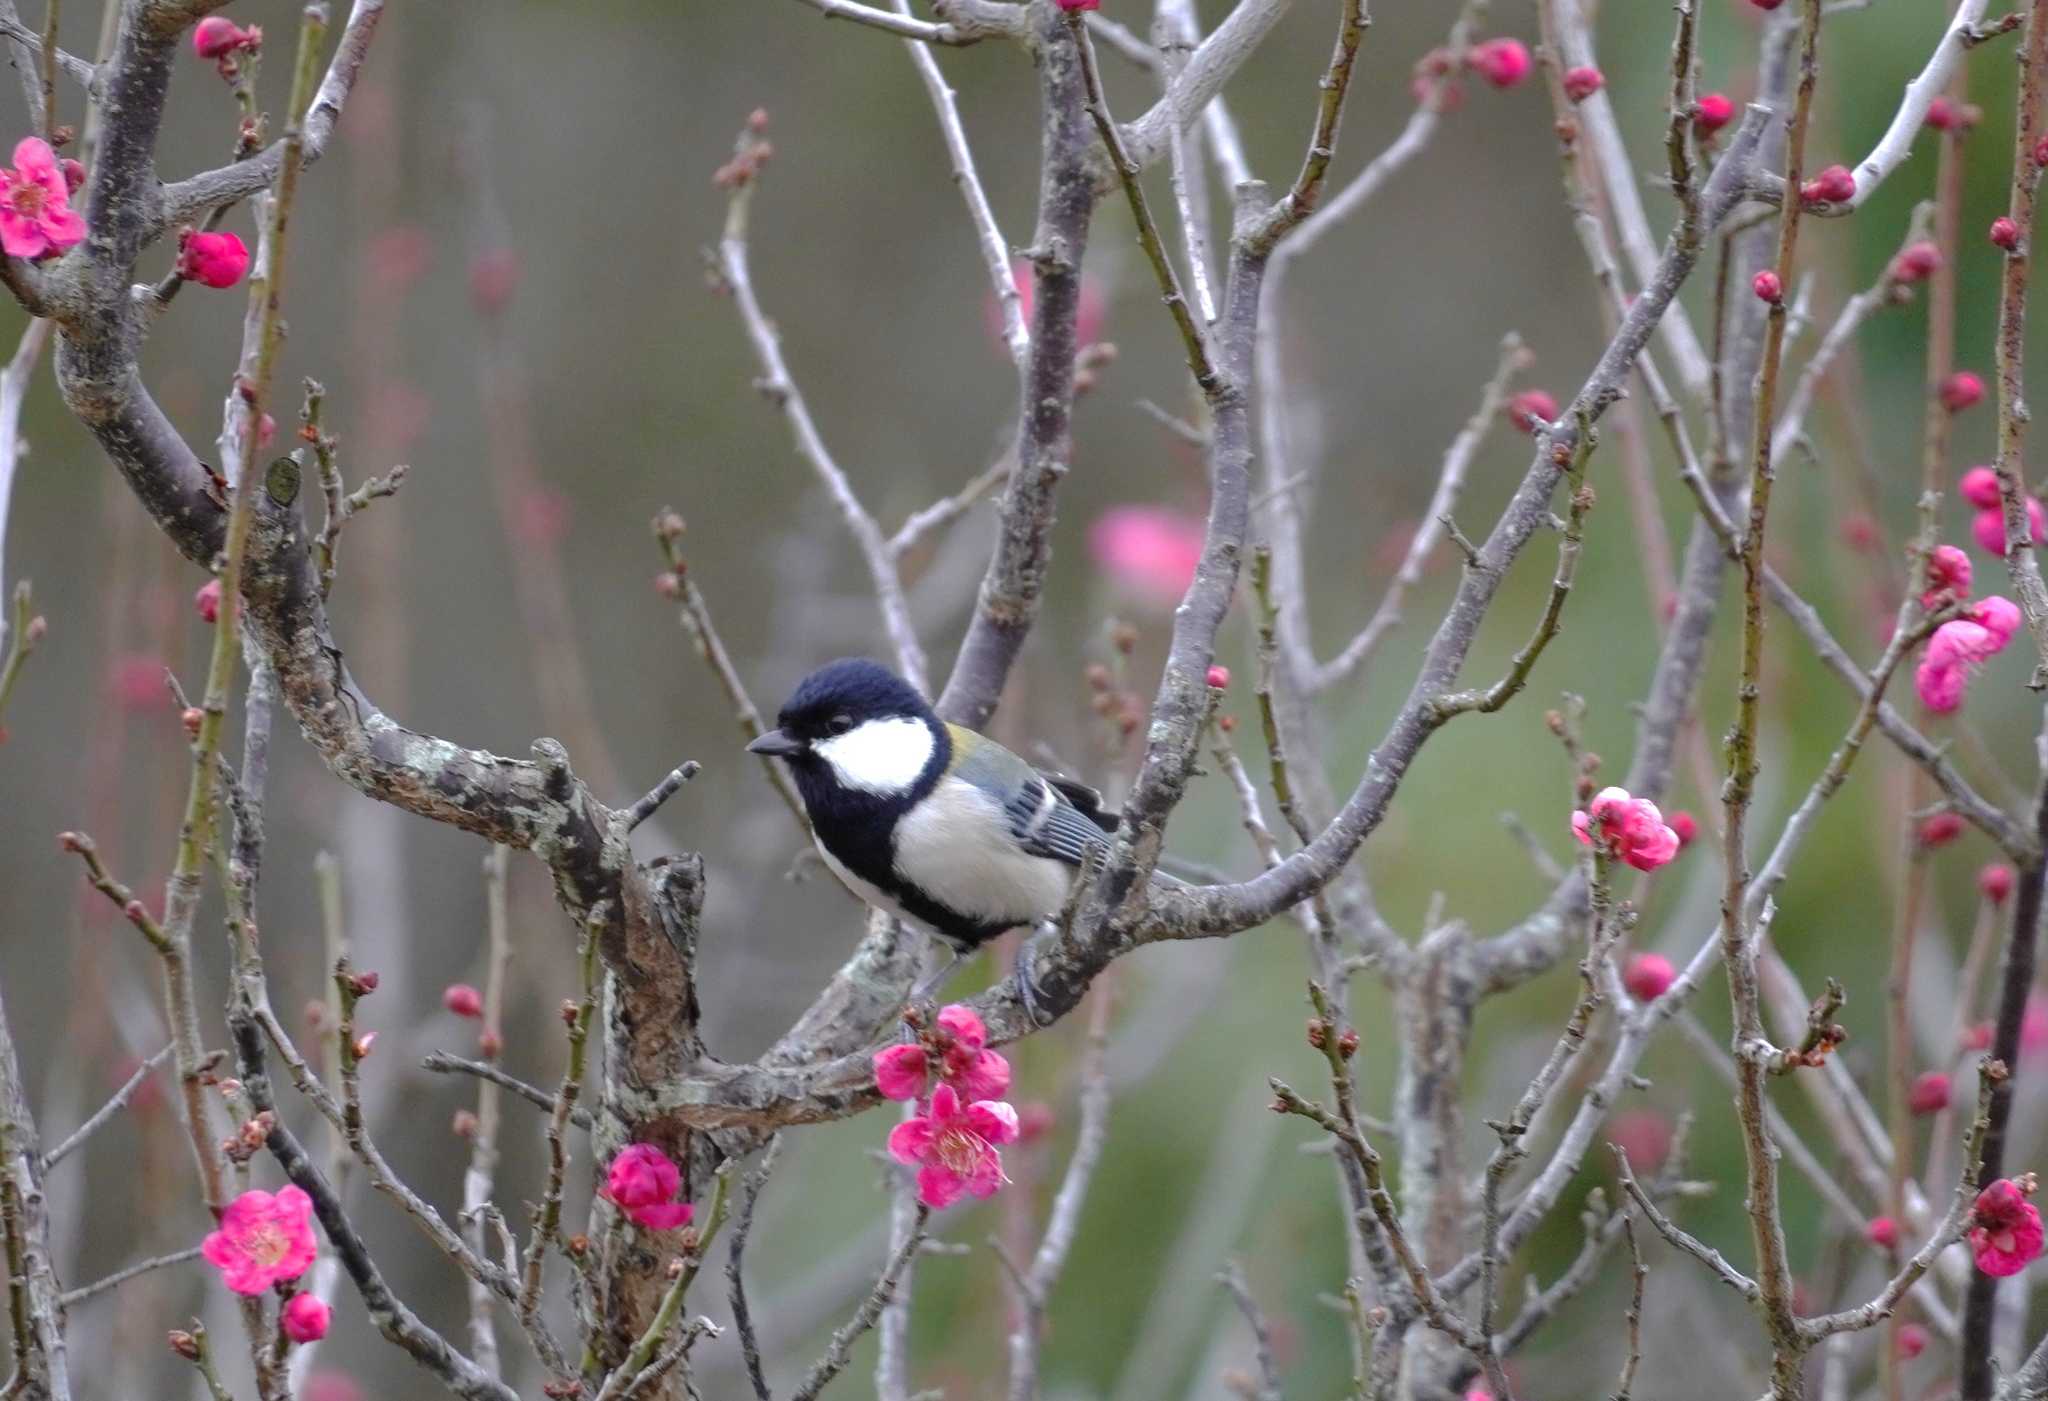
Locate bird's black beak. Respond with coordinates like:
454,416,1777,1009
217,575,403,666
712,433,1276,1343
746,729,806,758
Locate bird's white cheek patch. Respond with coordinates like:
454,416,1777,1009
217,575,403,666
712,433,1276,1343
813,716,935,795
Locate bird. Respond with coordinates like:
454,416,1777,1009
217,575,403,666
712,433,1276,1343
747,657,1115,1020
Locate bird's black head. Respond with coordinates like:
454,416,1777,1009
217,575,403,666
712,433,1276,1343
747,659,947,805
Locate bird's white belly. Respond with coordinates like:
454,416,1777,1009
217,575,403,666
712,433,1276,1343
892,776,1071,926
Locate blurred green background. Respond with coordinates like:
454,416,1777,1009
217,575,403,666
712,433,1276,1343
2,0,2046,1395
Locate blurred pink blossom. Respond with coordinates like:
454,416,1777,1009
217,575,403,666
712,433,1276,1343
1089,506,1204,607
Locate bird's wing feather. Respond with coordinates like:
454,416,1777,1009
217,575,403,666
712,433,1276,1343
945,725,1111,867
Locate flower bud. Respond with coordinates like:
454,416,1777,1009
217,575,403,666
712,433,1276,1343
1939,371,1986,413
1337,1028,1359,1060
1992,217,2021,251
1306,1017,1328,1050
452,1109,479,1138
167,1330,201,1361
351,1032,377,1060
176,230,250,289
1751,270,1783,304
1981,864,2016,904
442,983,484,1018
1693,93,1735,133
1800,165,1856,206
1205,664,1230,690
1561,66,1604,103
181,707,203,740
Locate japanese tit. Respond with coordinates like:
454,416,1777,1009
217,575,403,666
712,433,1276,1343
748,658,1115,1012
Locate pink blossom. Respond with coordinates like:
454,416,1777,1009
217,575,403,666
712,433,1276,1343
1960,466,2004,510
1015,1100,1056,1144
1206,664,1231,690
1465,38,1531,89
1974,500,2046,556
1970,1179,2045,1277
469,248,519,317
194,578,222,624
1560,66,1603,103
512,487,571,549
874,1003,1012,1103
301,1376,364,1401
600,1144,694,1231
1505,389,1558,433
1891,241,1942,284
0,137,84,260
990,258,1107,351
177,230,249,289
1973,596,2022,648
1981,864,2016,904
201,1185,319,1295
1751,270,1782,304
1941,371,1987,413
192,16,257,60
281,1293,331,1343
1916,607,2018,713
1926,96,1976,132
442,984,483,1018
1866,1216,1899,1249
1801,165,1856,206
1918,813,1965,848
1605,1110,1672,1175
887,1084,1020,1209
366,225,431,292
1694,93,1735,133
1907,1071,1951,1115
108,654,164,712
1089,505,1205,607
1622,953,1674,1002
1897,1323,1928,1359
874,1044,931,1102
1922,544,1972,605
1570,787,1681,872
2024,993,2048,1053
1667,810,1698,848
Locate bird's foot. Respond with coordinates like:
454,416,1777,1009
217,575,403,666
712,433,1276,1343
1012,924,1054,1028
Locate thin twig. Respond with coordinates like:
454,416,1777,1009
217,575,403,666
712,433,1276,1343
724,1138,782,1401
420,1052,595,1130
39,1042,171,1169
58,1246,203,1307
790,1205,931,1401
713,122,928,693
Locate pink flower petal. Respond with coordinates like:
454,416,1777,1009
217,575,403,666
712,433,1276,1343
627,1201,694,1231
965,1099,1021,1146
953,1049,1011,1102
886,1117,935,1166
873,1044,930,1101
935,1003,987,1052
915,1162,968,1210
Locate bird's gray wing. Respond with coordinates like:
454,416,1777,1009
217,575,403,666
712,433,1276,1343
946,728,1111,867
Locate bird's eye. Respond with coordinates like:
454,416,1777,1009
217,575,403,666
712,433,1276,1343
828,714,854,735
